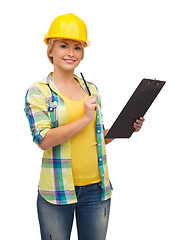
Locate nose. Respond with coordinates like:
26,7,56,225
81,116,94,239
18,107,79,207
67,47,74,58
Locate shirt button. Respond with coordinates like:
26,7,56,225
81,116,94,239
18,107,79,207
99,158,102,161
97,130,100,133
98,143,101,146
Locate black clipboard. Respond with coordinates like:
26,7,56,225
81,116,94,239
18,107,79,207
105,79,166,139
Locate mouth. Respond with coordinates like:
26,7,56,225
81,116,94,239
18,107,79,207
63,59,76,64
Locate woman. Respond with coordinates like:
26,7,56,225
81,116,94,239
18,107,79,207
24,13,144,240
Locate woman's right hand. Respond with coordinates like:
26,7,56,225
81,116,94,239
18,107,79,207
39,96,98,150
83,96,98,123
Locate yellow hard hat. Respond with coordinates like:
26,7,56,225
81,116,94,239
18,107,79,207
44,13,89,47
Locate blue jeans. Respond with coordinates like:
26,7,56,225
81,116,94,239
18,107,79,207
37,182,111,240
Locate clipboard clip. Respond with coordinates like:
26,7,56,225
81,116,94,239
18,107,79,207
148,78,160,86
154,78,160,85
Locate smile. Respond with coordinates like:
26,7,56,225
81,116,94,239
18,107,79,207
64,59,76,64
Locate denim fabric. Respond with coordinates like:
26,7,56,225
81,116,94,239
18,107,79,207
37,182,111,240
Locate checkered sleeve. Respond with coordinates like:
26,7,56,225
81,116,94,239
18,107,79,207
24,84,51,145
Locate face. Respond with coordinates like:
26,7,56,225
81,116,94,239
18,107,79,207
49,39,84,72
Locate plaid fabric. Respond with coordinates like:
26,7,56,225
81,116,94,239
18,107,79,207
24,72,112,205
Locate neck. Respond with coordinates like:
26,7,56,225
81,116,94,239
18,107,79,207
52,66,75,85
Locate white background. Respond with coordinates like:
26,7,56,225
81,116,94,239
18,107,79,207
1,0,181,239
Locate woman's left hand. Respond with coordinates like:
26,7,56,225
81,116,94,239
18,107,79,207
133,117,145,132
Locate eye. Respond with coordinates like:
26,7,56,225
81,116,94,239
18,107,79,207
74,46,82,50
60,44,67,49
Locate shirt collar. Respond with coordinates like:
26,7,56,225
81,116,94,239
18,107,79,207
40,72,89,96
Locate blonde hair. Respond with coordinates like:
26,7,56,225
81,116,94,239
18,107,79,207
47,38,85,64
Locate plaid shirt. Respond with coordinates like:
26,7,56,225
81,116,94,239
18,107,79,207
24,73,112,205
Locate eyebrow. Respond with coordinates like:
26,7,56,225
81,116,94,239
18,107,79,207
60,41,69,45
74,43,82,46
60,41,81,46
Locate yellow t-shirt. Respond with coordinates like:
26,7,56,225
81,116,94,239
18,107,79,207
60,92,101,186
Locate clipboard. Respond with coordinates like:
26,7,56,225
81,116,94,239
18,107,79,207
105,79,166,139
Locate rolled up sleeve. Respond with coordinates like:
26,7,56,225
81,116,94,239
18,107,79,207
24,84,51,146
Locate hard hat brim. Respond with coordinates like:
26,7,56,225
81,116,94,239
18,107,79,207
44,37,90,47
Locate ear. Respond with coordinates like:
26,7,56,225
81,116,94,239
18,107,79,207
49,51,53,57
